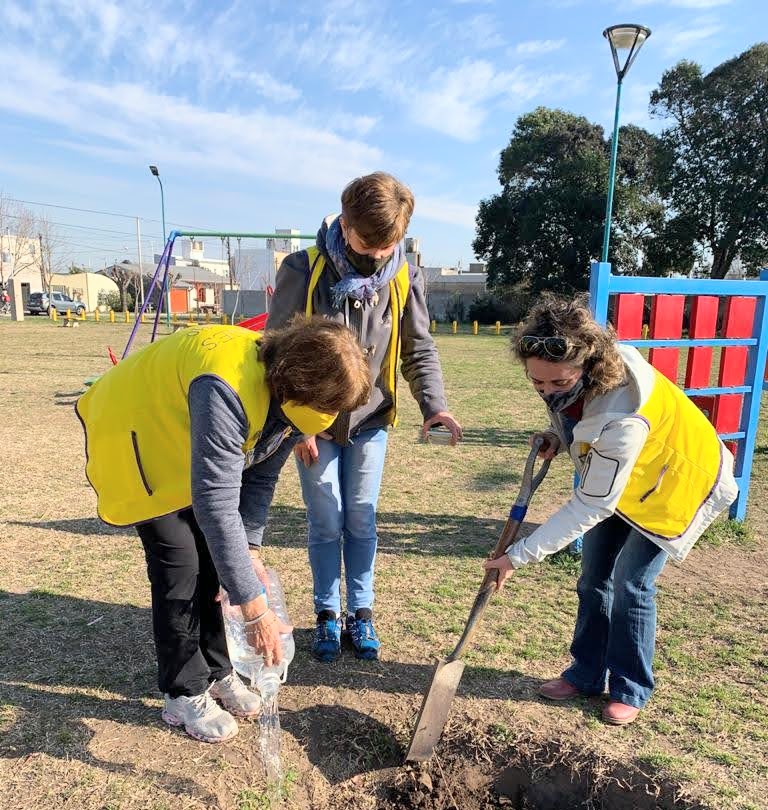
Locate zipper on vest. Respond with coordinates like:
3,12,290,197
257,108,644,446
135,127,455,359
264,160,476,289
639,464,668,503
131,431,153,496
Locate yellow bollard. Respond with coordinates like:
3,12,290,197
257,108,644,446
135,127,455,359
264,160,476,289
473,320,478,335
430,319,436,334
222,313,229,325
642,323,649,339
452,320,457,334
125,310,130,323
141,313,146,324
66,308,71,321
205,311,211,323
94,309,99,323
80,309,86,321
495,321,501,335
110,310,115,323
51,308,58,322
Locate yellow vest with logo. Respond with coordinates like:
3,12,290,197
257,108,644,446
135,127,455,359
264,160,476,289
303,246,410,425
76,326,333,527
614,367,722,540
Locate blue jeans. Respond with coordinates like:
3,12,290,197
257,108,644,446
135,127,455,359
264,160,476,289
296,428,388,616
563,514,668,709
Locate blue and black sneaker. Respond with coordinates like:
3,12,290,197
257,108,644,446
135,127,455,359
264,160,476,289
311,609,342,662
345,608,380,660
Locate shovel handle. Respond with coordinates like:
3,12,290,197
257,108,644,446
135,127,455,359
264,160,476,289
446,439,550,662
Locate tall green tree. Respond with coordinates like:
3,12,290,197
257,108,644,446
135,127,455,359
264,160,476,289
650,44,768,278
473,108,665,293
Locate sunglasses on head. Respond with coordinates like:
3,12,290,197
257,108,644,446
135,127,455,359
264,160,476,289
519,335,571,359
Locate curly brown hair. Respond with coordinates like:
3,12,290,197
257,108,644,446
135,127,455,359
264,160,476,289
260,315,371,413
513,294,627,398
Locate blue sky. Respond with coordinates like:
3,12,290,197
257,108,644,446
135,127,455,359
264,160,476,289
0,0,765,270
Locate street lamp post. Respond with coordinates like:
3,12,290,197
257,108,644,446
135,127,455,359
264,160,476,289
149,165,170,325
601,24,651,265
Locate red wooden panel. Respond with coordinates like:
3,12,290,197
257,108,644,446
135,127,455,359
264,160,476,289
648,295,685,382
712,394,742,433
614,294,645,339
684,296,718,389
711,297,756,466
690,395,716,421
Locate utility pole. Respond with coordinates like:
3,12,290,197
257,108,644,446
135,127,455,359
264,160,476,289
38,233,46,294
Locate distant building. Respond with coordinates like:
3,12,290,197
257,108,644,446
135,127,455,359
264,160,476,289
421,266,488,322
1,233,42,305
50,272,119,311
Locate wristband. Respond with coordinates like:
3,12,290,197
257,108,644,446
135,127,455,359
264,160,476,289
243,610,270,626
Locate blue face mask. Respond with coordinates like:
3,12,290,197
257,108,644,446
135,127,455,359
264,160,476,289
539,376,586,413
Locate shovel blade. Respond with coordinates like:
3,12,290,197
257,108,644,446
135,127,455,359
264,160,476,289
405,658,466,762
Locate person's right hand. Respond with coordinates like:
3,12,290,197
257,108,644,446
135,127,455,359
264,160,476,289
294,435,319,467
529,432,561,460
241,597,293,667
294,432,332,467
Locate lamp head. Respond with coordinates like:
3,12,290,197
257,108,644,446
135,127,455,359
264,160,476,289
149,165,159,177
603,24,651,80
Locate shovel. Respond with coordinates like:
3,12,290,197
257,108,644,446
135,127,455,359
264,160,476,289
405,437,551,762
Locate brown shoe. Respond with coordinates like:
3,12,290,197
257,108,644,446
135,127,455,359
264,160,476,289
602,700,641,725
538,677,581,701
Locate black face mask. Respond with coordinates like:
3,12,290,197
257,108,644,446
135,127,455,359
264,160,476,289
539,376,586,413
345,243,391,277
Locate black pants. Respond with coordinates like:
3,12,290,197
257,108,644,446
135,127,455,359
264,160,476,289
137,509,231,698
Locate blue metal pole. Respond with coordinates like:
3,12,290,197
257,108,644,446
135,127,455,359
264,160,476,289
601,79,623,264
154,175,170,327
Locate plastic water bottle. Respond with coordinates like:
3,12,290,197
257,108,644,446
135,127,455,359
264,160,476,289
219,567,294,698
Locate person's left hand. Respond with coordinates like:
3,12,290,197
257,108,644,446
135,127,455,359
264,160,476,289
484,554,514,592
249,547,271,597
422,411,463,445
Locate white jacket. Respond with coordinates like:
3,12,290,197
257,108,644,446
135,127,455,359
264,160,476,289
506,345,738,567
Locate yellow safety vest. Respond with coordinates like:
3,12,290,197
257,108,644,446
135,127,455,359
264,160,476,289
615,367,722,540
76,326,335,526
303,246,410,425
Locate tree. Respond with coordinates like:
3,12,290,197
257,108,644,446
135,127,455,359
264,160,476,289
650,44,768,278
473,108,666,293
36,216,67,294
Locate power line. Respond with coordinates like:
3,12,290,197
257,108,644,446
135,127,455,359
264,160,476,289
4,196,215,232
1,211,162,240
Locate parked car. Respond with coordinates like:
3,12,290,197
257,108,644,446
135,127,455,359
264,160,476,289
28,291,86,316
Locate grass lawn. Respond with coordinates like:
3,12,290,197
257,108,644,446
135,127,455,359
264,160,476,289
0,318,766,809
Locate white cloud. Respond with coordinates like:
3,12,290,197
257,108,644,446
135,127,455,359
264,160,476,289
416,196,478,228
428,12,506,50
0,49,379,194
631,0,731,7
402,60,576,141
653,17,724,56
514,39,566,56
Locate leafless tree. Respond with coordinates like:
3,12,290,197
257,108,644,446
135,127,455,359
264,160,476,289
36,216,67,295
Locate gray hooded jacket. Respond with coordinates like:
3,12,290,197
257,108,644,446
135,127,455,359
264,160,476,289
267,217,448,443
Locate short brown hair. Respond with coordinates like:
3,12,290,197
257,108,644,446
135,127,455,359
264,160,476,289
340,171,415,247
513,294,627,398
260,315,371,412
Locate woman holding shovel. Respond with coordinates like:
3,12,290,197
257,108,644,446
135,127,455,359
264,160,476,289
484,295,737,725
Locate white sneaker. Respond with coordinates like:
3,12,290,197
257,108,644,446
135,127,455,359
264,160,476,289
162,691,239,743
210,672,263,718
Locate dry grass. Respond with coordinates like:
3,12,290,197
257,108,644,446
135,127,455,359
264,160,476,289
0,319,766,810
